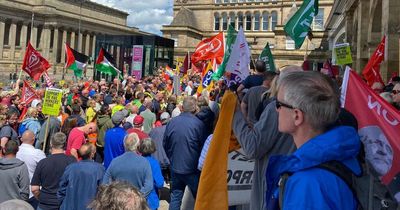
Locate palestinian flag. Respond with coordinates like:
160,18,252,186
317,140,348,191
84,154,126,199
96,48,121,78
65,44,89,78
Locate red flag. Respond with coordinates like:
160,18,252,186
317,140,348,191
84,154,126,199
180,53,190,74
21,80,38,105
362,36,385,86
341,67,400,184
43,71,53,88
22,43,51,81
191,32,224,64
192,61,207,74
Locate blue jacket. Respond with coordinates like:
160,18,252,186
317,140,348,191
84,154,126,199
103,126,126,169
163,112,206,174
145,156,164,210
58,160,105,210
266,126,361,210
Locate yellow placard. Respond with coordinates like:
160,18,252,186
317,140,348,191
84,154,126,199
334,43,353,65
59,80,65,86
42,88,63,116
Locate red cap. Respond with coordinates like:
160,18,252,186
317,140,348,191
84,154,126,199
133,115,144,125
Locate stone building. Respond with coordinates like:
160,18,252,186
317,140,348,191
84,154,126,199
0,0,148,82
325,0,399,81
162,0,334,70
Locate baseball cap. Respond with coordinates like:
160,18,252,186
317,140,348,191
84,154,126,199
112,109,129,125
133,115,144,126
160,112,170,122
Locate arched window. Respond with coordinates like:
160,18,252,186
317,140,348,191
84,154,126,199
229,13,236,29
238,12,244,29
222,13,228,30
245,13,252,30
254,12,260,31
214,13,220,31
262,12,269,31
271,11,277,30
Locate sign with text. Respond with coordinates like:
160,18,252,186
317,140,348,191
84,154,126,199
42,88,62,116
132,45,143,79
334,43,353,65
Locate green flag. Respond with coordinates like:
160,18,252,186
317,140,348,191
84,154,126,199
284,0,318,49
259,43,276,72
212,25,237,80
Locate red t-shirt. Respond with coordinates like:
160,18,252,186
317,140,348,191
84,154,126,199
66,128,86,156
127,128,149,140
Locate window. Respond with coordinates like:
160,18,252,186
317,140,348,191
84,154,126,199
254,13,260,31
286,36,295,50
214,14,220,31
245,13,252,30
271,11,277,30
238,13,244,29
262,12,269,31
215,0,222,3
313,8,324,31
223,0,229,3
229,13,236,29
222,13,228,30
231,0,237,2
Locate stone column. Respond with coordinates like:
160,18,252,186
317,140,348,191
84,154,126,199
85,34,90,56
92,34,96,58
235,15,238,31
53,28,59,63
355,1,369,73
70,31,76,49
42,25,51,59
78,32,83,52
20,22,28,59
251,15,255,31
61,30,67,63
31,26,38,48
9,21,17,60
116,46,120,67
0,17,6,59
380,0,400,81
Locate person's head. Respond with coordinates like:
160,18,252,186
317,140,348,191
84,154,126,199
168,95,177,104
72,104,81,115
160,112,170,125
6,109,19,126
112,110,128,126
10,95,20,105
0,199,34,210
99,104,111,116
21,130,35,145
144,99,153,110
50,132,67,150
82,89,89,97
2,140,18,157
0,114,6,128
255,60,266,73
182,96,197,113
88,181,150,210
262,71,278,88
277,71,340,147
83,122,97,135
371,82,384,94
26,107,38,119
188,81,193,87
87,99,96,109
392,83,400,105
133,115,144,128
138,138,156,157
78,143,96,160
197,96,208,108
124,133,140,152
359,126,393,176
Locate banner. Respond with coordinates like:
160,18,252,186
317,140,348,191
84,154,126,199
132,45,143,79
197,61,214,94
259,43,276,72
22,42,51,80
213,25,237,80
225,27,250,81
362,36,385,86
334,43,353,65
42,88,63,116
21,80,38,104
341,67,400,185
191,32,224,64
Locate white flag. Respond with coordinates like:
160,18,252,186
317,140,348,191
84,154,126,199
225,27,251,80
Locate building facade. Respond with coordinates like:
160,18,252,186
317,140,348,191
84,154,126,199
0,0,147,82
162,0,334,70
325,0,400,81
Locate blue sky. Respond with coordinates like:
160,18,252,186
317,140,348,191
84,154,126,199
91,0,174,35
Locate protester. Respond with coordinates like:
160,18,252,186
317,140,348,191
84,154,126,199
127,115,149,140
125,103,139,126
96,104,114,162
103,109,128,168
66,103,85,126
103,133,153,198
138,138,164,210
265,71,360,209
16,130,46,208
58,143,105,210
140,99,156,134
392,83,400,110
89,181,150,210
0,109,19,147
163,96,206,209
195,96,215,138
236,60,267,99
86,99,97,123
31,132,76,210
66,122,97,160
0,140,30,203
19,107,41,138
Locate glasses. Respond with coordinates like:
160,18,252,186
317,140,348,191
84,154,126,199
392,90,400,95
276,99,295,110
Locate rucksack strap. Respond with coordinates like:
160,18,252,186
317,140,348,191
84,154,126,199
278,173,290,210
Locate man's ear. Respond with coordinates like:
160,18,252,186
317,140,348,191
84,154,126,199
293,109,304,127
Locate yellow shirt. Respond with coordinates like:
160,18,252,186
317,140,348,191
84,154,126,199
111,104,125,116
86,107,96,123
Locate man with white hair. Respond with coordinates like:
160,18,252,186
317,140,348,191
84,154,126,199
102,133,153,198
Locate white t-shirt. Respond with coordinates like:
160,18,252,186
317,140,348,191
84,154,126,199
185,86,193,96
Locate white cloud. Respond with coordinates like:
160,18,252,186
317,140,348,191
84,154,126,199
90,0,173,35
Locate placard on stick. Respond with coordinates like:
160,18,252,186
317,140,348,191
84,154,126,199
42,88,62,116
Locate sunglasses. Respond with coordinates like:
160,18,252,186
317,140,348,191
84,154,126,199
276,99,295,110
392,90,400,95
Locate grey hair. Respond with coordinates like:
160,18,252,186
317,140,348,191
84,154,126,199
137,138,156,156
124,133,140,152
182,96,197,113
50,132,67,150
278,71,340,131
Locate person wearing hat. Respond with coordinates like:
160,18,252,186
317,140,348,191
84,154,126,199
127,115,149,141
103,109,128,169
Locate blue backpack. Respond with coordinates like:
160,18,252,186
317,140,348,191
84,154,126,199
18,123,27,137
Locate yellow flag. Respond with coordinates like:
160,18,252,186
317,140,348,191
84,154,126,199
197,61,214,95
194,91,237,210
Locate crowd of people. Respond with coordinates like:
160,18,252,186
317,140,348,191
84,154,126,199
0,59,399,210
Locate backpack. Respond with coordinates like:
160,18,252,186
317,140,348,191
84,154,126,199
18,123,27,137
255,92,272,121
278,160,398,210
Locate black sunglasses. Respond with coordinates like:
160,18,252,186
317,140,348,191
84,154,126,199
276,99,295,110
392,90,400,95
